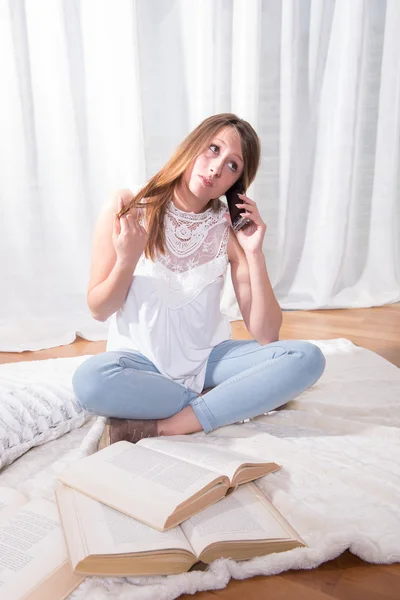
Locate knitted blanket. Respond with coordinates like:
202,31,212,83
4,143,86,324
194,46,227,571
0,356,87,469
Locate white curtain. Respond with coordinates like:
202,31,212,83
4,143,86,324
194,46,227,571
1,0,399,351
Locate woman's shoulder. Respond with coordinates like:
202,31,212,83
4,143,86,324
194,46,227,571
100,189,135,216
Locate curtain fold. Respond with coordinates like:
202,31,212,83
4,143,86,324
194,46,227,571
0,0,399,351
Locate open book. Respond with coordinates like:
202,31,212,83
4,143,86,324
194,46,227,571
56,481,304,576
58,436,280,531
0,486,84,600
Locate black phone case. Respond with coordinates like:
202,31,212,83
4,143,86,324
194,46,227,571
225,182,250,232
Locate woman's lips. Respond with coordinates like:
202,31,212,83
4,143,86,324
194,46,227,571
199,175,212,187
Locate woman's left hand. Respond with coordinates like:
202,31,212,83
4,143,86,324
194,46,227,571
226,193,267,254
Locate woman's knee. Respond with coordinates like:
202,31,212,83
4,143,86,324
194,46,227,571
291,341,326,382
72,352,116,412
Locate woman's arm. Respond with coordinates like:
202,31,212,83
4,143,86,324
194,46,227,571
227,195,282,345
87,189,146,322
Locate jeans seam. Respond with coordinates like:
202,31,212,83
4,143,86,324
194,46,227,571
118,357,159,371
207,345,289,364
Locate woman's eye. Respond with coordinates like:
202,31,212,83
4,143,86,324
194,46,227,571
209,145,237,172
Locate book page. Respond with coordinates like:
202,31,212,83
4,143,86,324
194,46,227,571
0,498,83,599
181,483,293,556
0,487,27,523
138,436,269,482
59,441,225,530
60,486,195,558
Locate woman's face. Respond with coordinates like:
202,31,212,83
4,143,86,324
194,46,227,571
185,126,244,201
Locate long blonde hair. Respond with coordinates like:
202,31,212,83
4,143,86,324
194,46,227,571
119,113,261,260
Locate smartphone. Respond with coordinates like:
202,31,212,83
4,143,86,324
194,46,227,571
225,180,250,232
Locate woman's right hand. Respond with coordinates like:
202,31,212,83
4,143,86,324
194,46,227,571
112,195,147,266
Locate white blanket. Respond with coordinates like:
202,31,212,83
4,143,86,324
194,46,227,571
1,338,399,599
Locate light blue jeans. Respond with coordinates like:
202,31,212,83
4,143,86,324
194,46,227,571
72,340,326,434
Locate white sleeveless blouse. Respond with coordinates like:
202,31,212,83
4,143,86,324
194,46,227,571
106,200,232,392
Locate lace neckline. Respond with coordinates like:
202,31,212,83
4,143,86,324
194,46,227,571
167,201,214,221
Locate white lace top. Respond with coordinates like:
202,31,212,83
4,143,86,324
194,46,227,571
106,200,232,392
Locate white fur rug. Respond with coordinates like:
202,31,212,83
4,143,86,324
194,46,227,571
1,338,400,599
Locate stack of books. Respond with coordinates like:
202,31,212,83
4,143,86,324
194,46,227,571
0,436,304,600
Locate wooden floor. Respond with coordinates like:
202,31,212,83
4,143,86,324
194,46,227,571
1,304,399,599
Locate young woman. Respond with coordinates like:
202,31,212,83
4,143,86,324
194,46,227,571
73,113,326,446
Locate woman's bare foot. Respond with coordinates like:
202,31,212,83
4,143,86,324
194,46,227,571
156,406,203,436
